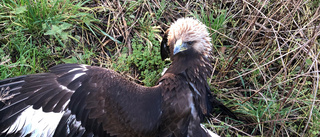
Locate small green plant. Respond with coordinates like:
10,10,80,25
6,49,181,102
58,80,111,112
112,11,166,86
0,31,50,79
1,0,98,47
60,47,95,64
112,31,165,86
0,0,99,80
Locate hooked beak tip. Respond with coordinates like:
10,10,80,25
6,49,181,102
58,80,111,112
173,39,183,55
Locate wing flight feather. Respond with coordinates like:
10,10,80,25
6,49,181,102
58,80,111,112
0,64,163,136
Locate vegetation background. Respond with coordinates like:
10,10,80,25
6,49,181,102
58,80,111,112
1,0,319,136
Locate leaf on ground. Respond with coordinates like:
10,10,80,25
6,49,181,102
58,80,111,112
44,25,61,35
61,56,78,64
11,6,27,14
44,23,71,36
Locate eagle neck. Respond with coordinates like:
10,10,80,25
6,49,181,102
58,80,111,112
167,52,213,82
159,52,214,124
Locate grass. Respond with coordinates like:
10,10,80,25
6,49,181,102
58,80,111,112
0,0,99,77
1,0,320,136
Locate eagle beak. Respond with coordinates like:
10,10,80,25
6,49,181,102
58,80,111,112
173,39,188,55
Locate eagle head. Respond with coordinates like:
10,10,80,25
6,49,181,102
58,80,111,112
161,18,212,60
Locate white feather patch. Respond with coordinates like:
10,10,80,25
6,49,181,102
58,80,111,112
188,92,197,119
161,68,168,76
58,85,74,93
200,124,220,137
67,65,88,73
71,73,86,81
3,106,64,136
189,82,201,95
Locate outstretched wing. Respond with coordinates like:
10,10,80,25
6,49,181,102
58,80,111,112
0,64,162,136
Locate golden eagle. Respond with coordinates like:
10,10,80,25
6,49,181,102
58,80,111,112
0,18,235,137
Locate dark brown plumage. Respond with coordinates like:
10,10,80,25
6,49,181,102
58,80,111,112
0,18,235,137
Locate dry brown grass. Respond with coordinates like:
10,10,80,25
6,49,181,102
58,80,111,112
206,1,320,136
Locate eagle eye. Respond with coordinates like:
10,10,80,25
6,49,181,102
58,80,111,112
186,41,195,45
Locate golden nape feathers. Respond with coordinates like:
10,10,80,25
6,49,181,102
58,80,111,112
167,18,212,58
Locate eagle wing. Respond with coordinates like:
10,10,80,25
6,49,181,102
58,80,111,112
0,64,162,136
